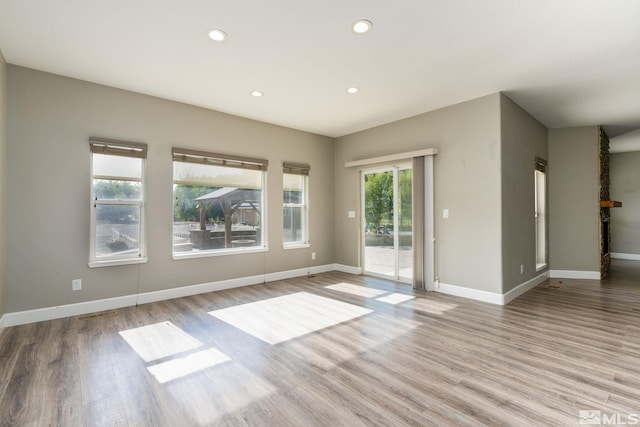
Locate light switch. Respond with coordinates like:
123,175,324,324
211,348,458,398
443,209,449,219
348,210,356,218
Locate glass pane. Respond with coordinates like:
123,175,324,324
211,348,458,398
284,206,304,243
172,170,264,254
93,154,142,180
398,168,413,280
363,167,413,281
93,179,142,200
283,173,304,204
363,170,395,276
95,204,141,258
535,170,546,265
174,162,262,188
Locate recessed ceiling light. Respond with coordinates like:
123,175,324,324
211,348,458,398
352,19,373,34
207,29,227,42
251,90,263,97
346,87,359,94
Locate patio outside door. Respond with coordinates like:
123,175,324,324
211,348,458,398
362,165,412,283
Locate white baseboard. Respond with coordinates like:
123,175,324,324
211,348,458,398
502,272,549,305
436,282,503,305
610,252,640,261
137,274,266,305
263,264,335,283
549,270,601,280
333,264,362,275
0,263,555,326
437,271,549,306
4,294,138,327
3,263,336,327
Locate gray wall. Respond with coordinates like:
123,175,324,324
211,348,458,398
548,127,600,272
6,66,334,313
0,51,6,319
610,151,640,256
500,94,548,292
334,93,503,293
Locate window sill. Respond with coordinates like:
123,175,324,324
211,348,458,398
283,243,311,250
89,257,148,268
173,246,268,260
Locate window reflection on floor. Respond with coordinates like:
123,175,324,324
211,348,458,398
119,321,232,386
147,348,231,384
119,321,203,362
208,292,372,345
375,293,415,304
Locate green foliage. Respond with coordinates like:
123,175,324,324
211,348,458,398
93,180,141,199
173,185,223,222
364,169,413,232
364,171,393,231
398,169,412,231
93,180,141,224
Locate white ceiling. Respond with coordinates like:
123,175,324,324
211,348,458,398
1,0,639,139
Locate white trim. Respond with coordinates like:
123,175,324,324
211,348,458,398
3,294,138,327
345,148,438,168
610,252,640,261
262,264,334,283
437,272,549,306
283,243,311,250
437,282,504,305
502,272,549,305
137,274,265,305
334,264,363,275
549,270,601,280
172,246,268,260
536,263,547,272
0,264,549,327
89,257,148,268
2,264,336,327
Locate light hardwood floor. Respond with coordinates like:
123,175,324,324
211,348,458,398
1,270,639,426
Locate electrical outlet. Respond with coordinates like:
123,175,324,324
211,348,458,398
311,252,316,260
72,279,82,291
520,265,524,275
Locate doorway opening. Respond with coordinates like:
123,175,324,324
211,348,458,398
362,165,412,283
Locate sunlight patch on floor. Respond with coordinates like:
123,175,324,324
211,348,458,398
325,282,387,297
119,321,203,362
147,348,231,384
376,293,415,304
208,292,372,345
407,298,458,314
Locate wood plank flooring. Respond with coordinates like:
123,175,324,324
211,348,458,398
1,269,639,426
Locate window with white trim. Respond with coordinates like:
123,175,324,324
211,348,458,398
283,162,309,247
90,138,147,267
172,148,267,257
535,158,547,270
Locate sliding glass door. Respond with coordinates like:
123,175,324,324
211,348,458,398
362,165,412,283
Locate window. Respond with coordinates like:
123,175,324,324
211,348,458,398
362,164,413,282
90,137,147,267
283,162,309,247
535,158,547,270
172,148,267,257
